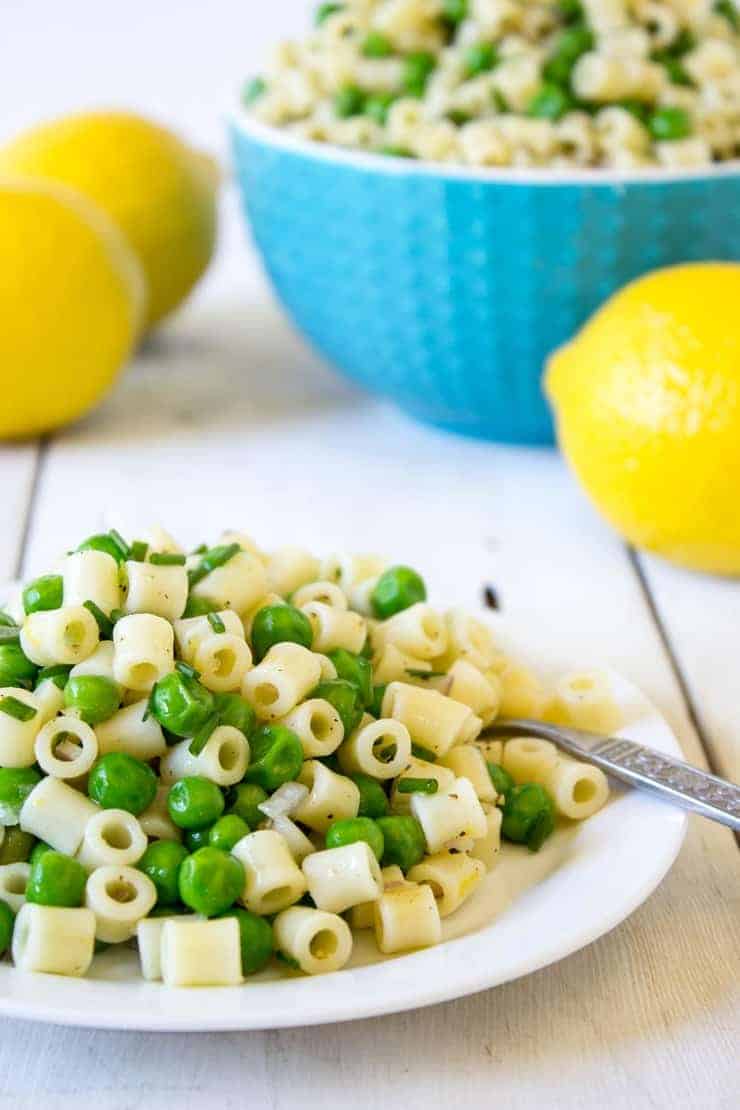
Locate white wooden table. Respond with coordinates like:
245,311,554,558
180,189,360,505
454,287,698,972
0,190,737,1110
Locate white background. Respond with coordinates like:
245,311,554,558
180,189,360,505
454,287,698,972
2,0,312,150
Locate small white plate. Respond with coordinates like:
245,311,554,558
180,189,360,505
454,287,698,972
0,657,686,1031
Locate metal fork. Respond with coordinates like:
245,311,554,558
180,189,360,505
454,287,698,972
486,719,740,832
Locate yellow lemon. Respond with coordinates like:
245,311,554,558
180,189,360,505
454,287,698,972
546,263,740,576
0,111,218,329
0,178,145,439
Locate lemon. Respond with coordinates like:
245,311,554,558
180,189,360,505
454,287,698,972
0,178,145,439
546,263,740,575
0,112,218,329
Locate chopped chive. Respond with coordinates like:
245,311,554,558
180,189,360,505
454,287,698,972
108,529,131,560
149,552,186,566
405,668,446,679
182,596,218,618
128,540,149,562
109,608,125,624
190,544,208,556
175,661,201,681
410,743,438,763
187,543,242,588
0,625,20,644
397,777,438,795
0,612,16,627
188,712,219,756
36,664,72,691
207,612,226,633
0,696,37,722
83,600,113,639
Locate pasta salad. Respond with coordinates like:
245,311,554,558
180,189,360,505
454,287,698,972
244,0,740,168
0,527,615,987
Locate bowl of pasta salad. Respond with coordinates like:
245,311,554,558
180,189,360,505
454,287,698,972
233,0,740,443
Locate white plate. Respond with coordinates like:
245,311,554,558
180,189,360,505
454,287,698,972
0,657,686,1031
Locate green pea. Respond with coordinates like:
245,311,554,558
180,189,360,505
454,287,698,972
315,1,343,24
501,783,556,852
168,776,224,830
77,530,129,564
184,826,212,852
487,762,515,799
0,642,38,687
64,675,120,726
0,766,41,825
350,772,389,818
368,684,387,720
25,850,86,907
371,566,426,619
22,574,63,615
0,826,35,864
29,841,53,866
364,92,397,125
182,595,219,618
178,847,245,916
465,42,499,77
245,724,304,792
149,670,215,738
376,815,426,872
213,692,255,737
527,84,574,121
88,752,157,815
311,679,363,737
327,648,373,707
220,907,273,975
137,840,188,906
209,814,249,852
226,782,268,829
617,99,650,124
543,24,594,85
442,0,468,24
362,31,393,57
242,76,267,105
334,85,365,118
647,106,691,141
0,900,13,954
251,604,313,662
326,816,384,860
664,56,692,85
556,0,583,21
402,52,436,97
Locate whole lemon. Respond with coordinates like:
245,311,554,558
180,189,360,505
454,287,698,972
0,112,218,329
0,178,145,438
546,263,740,576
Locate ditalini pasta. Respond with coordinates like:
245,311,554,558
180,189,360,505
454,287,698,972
243,0,740,168
0,527,612,989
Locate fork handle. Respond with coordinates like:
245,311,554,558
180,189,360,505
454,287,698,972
488,719,740,832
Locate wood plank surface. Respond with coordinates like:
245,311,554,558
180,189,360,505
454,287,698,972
0,193,737,1110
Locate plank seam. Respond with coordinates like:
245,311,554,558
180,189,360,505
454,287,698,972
13,437,49,581
627,545,739,849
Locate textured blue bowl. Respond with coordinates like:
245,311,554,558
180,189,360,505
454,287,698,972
231,116,740,444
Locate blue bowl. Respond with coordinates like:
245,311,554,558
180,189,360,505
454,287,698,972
231,116,740,444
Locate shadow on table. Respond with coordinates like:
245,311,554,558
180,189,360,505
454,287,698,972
66,291,367,448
